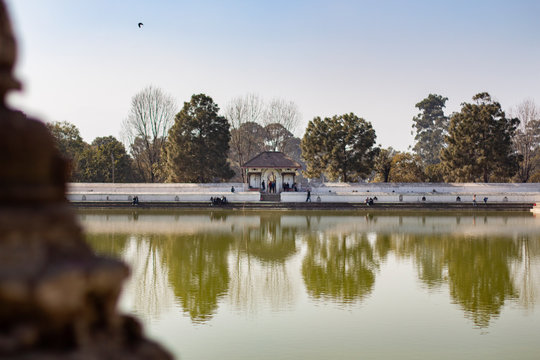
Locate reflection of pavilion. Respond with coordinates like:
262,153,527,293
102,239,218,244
246,214,299,262
242,151,301,193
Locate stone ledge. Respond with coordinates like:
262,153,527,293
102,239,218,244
71,201,535,212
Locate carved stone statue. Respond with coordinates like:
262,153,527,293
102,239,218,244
0,1,172,358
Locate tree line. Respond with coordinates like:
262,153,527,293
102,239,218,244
47,87,540,184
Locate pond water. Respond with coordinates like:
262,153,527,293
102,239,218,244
80,210,540,360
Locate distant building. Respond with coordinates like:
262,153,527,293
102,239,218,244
242,151,302,193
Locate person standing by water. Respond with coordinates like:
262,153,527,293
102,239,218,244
306,188,311,202
473,194,477,206
261,180,265,192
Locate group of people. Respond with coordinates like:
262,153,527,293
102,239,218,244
210,196,228,206
283,182,298,192
262,180,277,193
261,180,298,193
472,194,488,206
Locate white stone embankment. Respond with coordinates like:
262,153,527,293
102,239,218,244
67,182,540,204
283,182,540,203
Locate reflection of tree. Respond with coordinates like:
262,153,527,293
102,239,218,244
239,215,298,263
229,215,298,313
121,235,174,321
87,233,175,321
374,234,392,261
401,236,447,290
400,234,520,328
447,237,518,328
512,236,540,309
161,233,233,323
302,233,378,303
85,233,129,258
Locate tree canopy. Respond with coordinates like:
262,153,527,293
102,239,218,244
441,93,519,182
373,147,396,183
228,121,266,181
411,94,448,165
165,94,234,182
224,94,302,181
46,121,87,181
301,113,377,182
511,99,540,182
388,152,426,182
77,136,133,182
122,86,177,182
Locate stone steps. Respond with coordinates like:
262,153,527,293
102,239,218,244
260,193,281,202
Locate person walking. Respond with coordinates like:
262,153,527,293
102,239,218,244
306,188,311,202
261,180,265,192
473,194,477,207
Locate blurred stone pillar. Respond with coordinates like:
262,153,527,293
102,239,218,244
0,1,172,358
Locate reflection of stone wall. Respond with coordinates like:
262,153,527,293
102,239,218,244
0,1,171,358
80,212,540,237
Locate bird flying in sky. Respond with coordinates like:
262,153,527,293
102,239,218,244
138,22,143,28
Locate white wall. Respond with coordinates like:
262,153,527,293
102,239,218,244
283,182,540,203
68,182,245,193
67,182,540,203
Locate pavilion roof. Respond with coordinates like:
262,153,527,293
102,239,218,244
242,151,301,169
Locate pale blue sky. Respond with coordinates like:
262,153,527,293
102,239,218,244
5,0,540,150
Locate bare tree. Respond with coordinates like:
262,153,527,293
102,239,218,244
224,95,303,180
225,94,265,182
264,98,301,151
226,93,265,130
122,86,177,182
510,99,540,182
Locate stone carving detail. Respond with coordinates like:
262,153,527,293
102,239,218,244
0,1,172,358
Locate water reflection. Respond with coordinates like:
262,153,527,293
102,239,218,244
238,214,298,263
446,236,518,328
86,232,129,258
162,233,233,323
81,211,540,329
86,233,175,321
511,236,540,309
229,214,299,313
302,233,378,304
399,234,520,327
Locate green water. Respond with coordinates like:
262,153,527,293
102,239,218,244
80,210,540,360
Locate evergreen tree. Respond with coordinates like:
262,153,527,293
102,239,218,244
411,94,449,165
301,113,377,182
373,147,396,182
441,93,519,182
165,94,234,183
77,136,133,182
388,152,426,182
46,121,87,181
